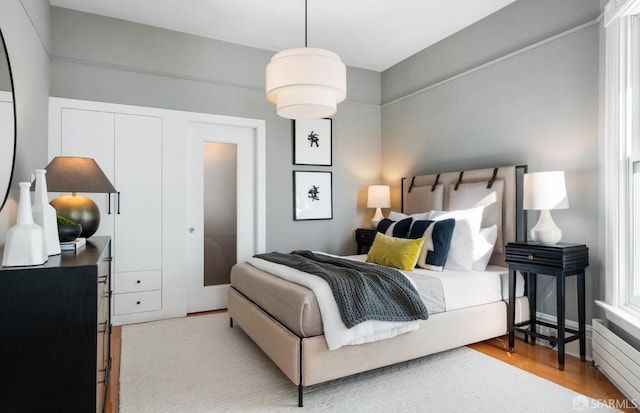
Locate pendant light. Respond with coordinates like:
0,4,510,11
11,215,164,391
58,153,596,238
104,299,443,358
266,0,346,120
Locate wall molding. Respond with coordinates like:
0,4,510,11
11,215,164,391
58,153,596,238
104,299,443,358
50,54,378,108
382,13,604,108
50,11,604,111
51,54,265,94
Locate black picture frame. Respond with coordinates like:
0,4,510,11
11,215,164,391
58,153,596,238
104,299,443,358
293,171,333,220
293,118,332,166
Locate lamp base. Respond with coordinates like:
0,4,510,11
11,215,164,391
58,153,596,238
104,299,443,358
371,207,384,229
530,209,562,244
50,194,101,239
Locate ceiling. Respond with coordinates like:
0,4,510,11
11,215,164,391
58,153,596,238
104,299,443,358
49,0,517,72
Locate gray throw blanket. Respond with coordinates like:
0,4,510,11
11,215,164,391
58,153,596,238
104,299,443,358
254,250,429,328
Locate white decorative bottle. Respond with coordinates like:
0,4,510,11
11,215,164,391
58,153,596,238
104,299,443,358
2,182,48,267
32,169,61,256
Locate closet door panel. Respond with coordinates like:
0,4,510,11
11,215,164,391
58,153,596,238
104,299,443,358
60,108,115,238
114,114,162,273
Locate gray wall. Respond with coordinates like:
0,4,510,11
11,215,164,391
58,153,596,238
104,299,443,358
2,1,607,327
381,0,602,325
50,7,382,255
0,38,11,92
0,0,51,245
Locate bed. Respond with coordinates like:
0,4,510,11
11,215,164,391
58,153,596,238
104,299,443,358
228,165,530,407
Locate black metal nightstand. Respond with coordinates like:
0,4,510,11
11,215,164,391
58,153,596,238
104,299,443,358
505,242,589,370
355,228,376,254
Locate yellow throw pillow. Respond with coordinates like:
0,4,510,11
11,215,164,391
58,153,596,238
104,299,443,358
366,232,424,271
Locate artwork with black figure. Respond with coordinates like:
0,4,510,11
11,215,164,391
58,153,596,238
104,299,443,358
308,185,320,201
294,119,332,166
308,130,319,147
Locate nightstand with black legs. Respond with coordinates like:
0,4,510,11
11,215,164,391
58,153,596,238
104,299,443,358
505,242,589,371
355,228,376,254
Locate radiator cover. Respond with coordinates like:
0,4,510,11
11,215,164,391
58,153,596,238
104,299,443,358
592,319,640,405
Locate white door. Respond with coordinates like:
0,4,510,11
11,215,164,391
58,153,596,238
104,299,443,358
59,108,115,238
186,122,259,312
113,114,162,274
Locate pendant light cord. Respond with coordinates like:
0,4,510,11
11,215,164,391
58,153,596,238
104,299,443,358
304,0,308,47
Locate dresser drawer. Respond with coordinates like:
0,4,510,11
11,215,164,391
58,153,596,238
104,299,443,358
505,242,589,273
98,254,110,279
97,276,110,324
114,290,162,315
115,270,161,293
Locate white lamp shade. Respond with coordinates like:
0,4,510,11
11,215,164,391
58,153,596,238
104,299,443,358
523,171,569,210
266,47,346,119
367,185,390,208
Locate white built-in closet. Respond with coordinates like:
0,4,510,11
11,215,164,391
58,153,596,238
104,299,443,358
48,98,265,325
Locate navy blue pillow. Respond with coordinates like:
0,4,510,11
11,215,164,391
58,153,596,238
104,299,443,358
408,219,456,271
376,217,412,238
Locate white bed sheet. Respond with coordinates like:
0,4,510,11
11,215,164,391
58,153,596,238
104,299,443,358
408,265,525,312
348,255,525,314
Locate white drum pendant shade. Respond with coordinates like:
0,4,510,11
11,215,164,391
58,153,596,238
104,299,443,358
266,47,346,119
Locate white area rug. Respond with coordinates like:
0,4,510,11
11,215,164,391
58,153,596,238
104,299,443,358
120,314,620,412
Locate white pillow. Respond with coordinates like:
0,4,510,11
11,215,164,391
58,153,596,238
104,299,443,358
388,210,430,222
426,207,483,271
447,180,504,253
472,225,498,271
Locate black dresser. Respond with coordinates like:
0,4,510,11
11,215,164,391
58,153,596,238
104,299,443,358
0,237,112,413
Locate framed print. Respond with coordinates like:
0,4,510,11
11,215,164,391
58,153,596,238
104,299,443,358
293,118,332,166
293,171,333,220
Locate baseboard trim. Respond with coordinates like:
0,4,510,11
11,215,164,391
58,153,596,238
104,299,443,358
516,312,594,361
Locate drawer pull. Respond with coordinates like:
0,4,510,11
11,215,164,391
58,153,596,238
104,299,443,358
136,280,141,284
136,301,141,305
528,254,534,260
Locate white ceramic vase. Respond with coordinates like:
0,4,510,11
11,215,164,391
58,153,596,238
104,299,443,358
32,169,61,255
2,182,48,267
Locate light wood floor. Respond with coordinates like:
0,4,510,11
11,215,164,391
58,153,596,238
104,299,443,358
469,337,637,412
106,316,636,413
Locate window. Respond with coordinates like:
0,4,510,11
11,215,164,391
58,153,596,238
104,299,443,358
630,16,640,309
602,0,640,331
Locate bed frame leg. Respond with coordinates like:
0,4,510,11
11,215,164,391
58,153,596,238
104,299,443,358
229,317,234,328
298,336,304,407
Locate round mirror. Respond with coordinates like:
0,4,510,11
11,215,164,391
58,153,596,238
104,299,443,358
0,29,16,211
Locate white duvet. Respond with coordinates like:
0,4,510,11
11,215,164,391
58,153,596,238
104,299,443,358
247,256,421,351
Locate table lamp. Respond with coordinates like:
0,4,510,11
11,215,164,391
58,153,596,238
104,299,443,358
43,156,117,238
367,185,390,229
523,171,569,244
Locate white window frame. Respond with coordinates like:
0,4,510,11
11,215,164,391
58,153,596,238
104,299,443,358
600,0,640,335
632,16,640,309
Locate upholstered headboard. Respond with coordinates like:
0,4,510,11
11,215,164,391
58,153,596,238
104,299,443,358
401,165,527,267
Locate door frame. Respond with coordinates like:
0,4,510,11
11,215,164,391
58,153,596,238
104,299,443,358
185,113,266,312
